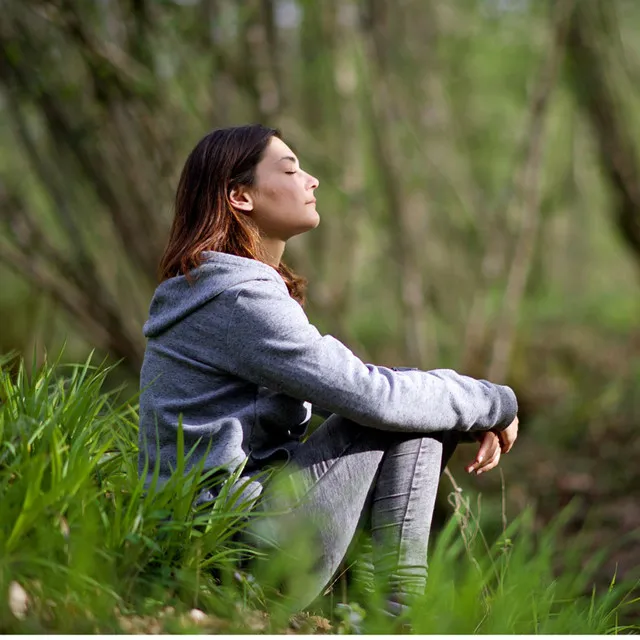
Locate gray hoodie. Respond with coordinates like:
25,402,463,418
139,250,517,501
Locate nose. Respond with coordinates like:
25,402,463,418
306,172,319,191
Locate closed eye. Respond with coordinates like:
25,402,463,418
285,170,297,175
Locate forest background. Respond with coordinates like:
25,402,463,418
1,0,639,630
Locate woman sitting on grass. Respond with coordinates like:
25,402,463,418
138,124,519,618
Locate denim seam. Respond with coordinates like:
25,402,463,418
395,438,425,571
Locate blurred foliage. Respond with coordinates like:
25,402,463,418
0,353,637,632
1,0,640,624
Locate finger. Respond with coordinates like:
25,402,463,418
466,454,486,474
476,443,500,472
467,437,499,474
477,433,499,460
466,457,481,474
480,437,500,464
501,435,516,454
476,449,501,475
498,432,513,454
465,434,494,473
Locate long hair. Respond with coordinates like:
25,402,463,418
158,124,308,305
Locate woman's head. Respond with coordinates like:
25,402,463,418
158,124,319,304
228,132,320,241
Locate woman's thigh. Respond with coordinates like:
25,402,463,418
243,416,459,608
262,414,393,533
244,415,393,602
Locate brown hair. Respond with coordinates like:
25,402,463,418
158,124,307,305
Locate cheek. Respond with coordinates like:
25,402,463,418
262,185,285,200
262,182,301,206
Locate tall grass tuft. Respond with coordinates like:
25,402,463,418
408,505,638,634
0,352,637,633
0,352,256,633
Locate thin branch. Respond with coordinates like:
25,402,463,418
486,0,576,383
0,243,144,373
566,0,640,267
359,4,433,366
1,80,100,284
0,237,108,350
0,188,144,372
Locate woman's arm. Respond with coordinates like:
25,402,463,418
224,280,517,434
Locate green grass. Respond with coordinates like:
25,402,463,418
0,352,637,634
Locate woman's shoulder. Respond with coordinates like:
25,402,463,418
222,277,293,310
200,251,283,283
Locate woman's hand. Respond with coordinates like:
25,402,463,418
497,416,519,454
465,415,519,476
465,431,502,475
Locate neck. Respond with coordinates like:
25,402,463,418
261,236,286,267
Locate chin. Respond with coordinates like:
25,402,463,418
288,218,319,240
302,210,321,229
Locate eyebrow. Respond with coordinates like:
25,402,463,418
278,155,299,164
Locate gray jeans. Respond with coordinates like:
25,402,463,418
244,413,460,614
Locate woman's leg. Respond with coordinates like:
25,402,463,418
370,432,458,615
244,414,458,614
245,414,391,608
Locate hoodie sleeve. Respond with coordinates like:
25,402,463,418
224,280,517,434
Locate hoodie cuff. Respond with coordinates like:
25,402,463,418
494,385,518,430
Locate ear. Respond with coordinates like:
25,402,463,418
229,185,254,213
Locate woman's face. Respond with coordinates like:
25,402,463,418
230,136,320,241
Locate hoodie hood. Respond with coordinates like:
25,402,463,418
143,251,284,338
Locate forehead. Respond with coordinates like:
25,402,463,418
262,137,298,164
